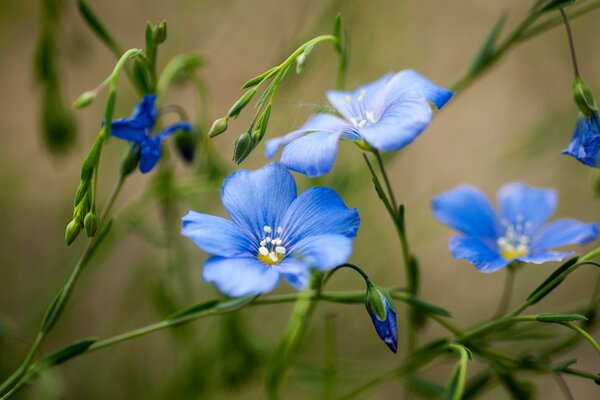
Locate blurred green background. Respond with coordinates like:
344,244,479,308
1,0,600,398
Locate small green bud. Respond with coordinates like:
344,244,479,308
233,131,254,164
295,53,306,74
252,104,271,143
227,88,257,118
208,117,229,138
74,179,90,206
83,211,99,237
65,220,82,245
573,76,597,117
120,144,141,178
73,91,96,109
153,21,167,44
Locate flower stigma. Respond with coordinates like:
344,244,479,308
497,216,531,260
258,225,286,265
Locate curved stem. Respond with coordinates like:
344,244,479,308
559,8,580,77
558,322,600,355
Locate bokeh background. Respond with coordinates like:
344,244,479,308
1,0,599,399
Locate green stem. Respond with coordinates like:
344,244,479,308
558,322,600,355
494,264,517,317
559,8,580,77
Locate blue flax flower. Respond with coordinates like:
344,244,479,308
562,111,600,167
432,183,598,273
266,70,453,177
181,163,360,297
110,94,191,173
365,283,398,353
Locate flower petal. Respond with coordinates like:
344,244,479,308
280,131,344,177
202,256,280,297
326,73,394,121
531,219,599,252
221,163,297,239
497,183,557,234
562,112,600,167
358,95,433,152
181,211,253,257
281,187,360,246
139,138,161,173
516,251,573,264
288,234,354,270
265,114,349,159
432,185,500,242
110,95,157,143
449,236,509,273
385,70,454,109
156,121,192,141
277,258,312,290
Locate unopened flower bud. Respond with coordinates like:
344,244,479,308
65,220,82,245
233,131,254,164
153,21,167,44
365,282,398,353
573,76,597,117
120,144,141,178
73,91,96,109
83,211,99,237
227,88,257,119
208,117,228,138
175,128,196,163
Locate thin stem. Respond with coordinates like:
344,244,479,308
553,373,574,400
558,322,600,355
494,265,517,317
559,8,580,77
373,150,397,210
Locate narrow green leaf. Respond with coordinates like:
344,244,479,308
77,0,122,56
536,313,587,323
469,13,507,75
539,0,576,14
40,288,66,333
526,256,579,304
241,67,278,89
166,299,220,321
35,338,97,371
405,376,445,398
551,359,577,372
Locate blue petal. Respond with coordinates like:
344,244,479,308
157,121,192,141
288,234,354,270
281,187,360,245
562,112,600,167
358,95,433,151
139,138,161,173
265,114,349,159
280,131,344,177
181,211,254,257
202,256,280,296
449,236,509,273
326,73,394,121
386,70,453,109
432,185,500,242
368,296,398,353
277,258,312,290
531,219,599,252
497,183,557,234
110,95,157,143
221,163,297,239
516,251,573,264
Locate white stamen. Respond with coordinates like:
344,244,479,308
269,252,278,262
357,119,367,128
259,247,269,256
263,225,272,233
366,110,377,124
357,90,365,102
260,239,266,246
276,226,283,233
345,95,352,102
272,238,282,245
275,246,286,255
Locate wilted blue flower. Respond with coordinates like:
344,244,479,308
432,183,598,273
365,283,398,353
265,70,453,177
562,111,600,167
181,163,360,297
110,95,192,173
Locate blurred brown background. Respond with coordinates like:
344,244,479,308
0,0,599,399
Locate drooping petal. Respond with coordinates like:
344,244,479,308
432,185,500,242
326,73,394,121
139,138,161,173
497,183,557,234
530,219,599,252
384,70,454,109
265,114,350,159
562,112,600,167
516,251,573,264
449,236,509,273
181,211,254,257
280,131,345,177
278,258,312,290
110,95,157,143
288,234,354,270
156,121,192,142
358,95,433,152
281,187,360,246
202,256,280,297
221,163,297,239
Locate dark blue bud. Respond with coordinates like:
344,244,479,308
365,283,398,353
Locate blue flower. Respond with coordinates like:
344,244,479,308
562,111,600,167
110,94,192,173
432,183,598,273
265,70,453,177
181,163,360,297
365,283,398,353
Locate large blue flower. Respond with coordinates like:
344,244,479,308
265,70,453,177
432,183,598,273
181,163,360,297
562,111,600,167
110,94,192,173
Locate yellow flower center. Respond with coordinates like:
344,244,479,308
497,217,531,260
257,225,286,266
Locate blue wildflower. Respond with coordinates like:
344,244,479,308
181,163,360,297
432,183,598,273
110,94,192,173
265,70,453,177
562,111,600,167
365,283,398,353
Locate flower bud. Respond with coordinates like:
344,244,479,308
252,104,271,144
73,91,96,109
233,131,254,164
208,117,229,138
573,76,597,117
153,21,167,44
65,219,82,245
365,282,398,353
120,144,141,178
83,211,99,237
227,88,257,119
175,128,196,163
